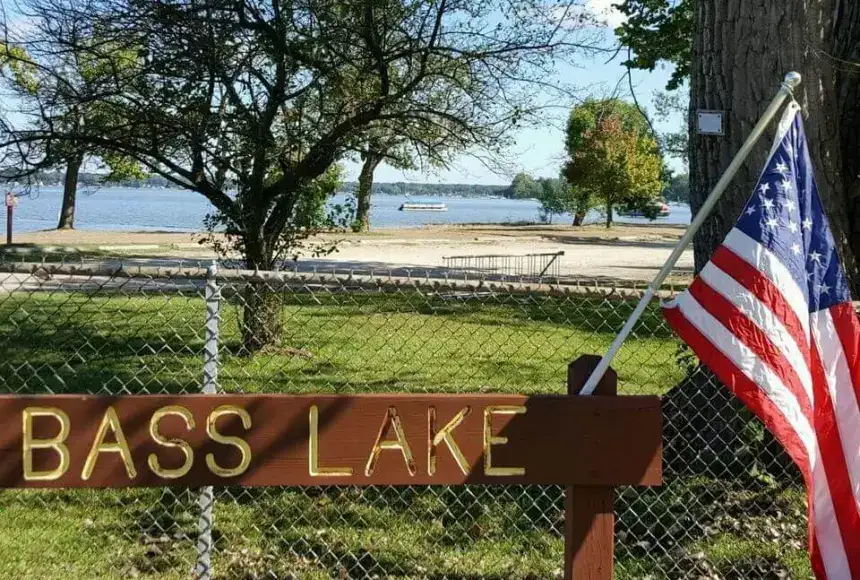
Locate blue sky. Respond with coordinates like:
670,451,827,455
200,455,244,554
354,61,683,186
349,0,685,185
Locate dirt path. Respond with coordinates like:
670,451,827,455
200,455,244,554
9,223,693,284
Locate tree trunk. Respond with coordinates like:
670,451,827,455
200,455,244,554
688,0,858,279
835,1,860,288
57,154,83,230
604,202,612,228
240,236,281,354
572,211,585,226
354,153,382,232
677,0,860,478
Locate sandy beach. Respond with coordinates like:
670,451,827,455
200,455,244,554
9,223,694,283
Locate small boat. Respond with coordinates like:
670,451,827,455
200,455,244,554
398,200,448,212
618,201,670,218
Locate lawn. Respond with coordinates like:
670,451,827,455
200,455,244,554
0,286,810,578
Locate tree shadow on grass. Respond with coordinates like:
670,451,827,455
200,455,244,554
208,484,562,579
222,286,675,339
0,314,203,395
217,357,432,394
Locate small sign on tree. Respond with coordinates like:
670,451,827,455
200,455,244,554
697,110,725,135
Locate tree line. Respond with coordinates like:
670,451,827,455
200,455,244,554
1,170,514,199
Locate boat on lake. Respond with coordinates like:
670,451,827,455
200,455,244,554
398,200,448,212
617,200,671,219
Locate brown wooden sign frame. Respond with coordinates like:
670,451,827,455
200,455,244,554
0,355,661,579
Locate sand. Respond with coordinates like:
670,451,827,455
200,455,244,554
10,223,694,283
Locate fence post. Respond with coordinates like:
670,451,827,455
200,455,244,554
195,261,220,580
564,354,617,579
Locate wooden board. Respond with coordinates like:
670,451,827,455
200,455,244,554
0,394,661,488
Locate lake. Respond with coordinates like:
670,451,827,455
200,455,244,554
9,186,691,233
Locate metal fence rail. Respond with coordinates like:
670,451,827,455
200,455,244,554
0,259,807,579
442,251,565,281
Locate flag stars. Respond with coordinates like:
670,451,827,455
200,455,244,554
775,161,789,176
802,217,813,231
761,198,775,211
765,217,779,230
759,182,771,195
778,179,793,194
809,251,823,265
787,221,799,234
745,206,756,216
785,199,796,212
817,283,831,295
790,243,802,256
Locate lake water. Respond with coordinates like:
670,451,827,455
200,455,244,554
9,186,691,233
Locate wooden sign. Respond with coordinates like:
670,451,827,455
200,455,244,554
0,355,662,580
0,392,660,489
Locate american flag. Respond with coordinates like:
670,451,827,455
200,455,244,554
662,102,860,579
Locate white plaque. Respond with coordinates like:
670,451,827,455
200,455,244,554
697,110,724,135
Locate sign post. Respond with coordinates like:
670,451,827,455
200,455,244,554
5,192,17,245
1,355,661,575
566,355,617,579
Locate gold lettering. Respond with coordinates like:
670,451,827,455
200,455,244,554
309,406,352,477
22,407,71,481
427,406,470,476
483,405,526,477
205,405,252,478
148,406,195,479
365,407,416,477
82,407,137,480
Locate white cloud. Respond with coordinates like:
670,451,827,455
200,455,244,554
549,1,627,30
586,0,626,28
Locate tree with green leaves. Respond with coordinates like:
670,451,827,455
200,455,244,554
564,98,662,227
652,90,687,162
0,38,142,229
662,171,689,203
509,172,542,200
615,0,692,92
1,0,599,352
535,176,571,224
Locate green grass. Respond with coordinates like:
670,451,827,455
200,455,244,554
0,288,809,578
0,289,683,396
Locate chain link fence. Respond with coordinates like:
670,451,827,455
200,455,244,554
0,258,808,579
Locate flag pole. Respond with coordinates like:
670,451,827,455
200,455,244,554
579,71,802,396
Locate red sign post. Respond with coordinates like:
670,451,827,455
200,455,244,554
5,192,17,245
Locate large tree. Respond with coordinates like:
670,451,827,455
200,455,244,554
509,172,541,200
616,0,860,479
617,0,860,288
563,98,662,227
0,0,600,351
